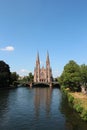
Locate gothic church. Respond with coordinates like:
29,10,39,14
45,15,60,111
34,52,52,83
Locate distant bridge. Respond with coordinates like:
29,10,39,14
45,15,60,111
29,82,60,88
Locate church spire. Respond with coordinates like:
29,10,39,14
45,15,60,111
46,51,50,64
36,52,40,63
34,52,52,83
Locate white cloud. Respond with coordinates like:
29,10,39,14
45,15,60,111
18,69,29,76
53,70,59,78
0,46,14,51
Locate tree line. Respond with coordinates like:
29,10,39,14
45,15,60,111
0,60,33,88
0,60,87,91
59,60,87,92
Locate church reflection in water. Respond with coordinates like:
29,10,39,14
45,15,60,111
34,88,53,118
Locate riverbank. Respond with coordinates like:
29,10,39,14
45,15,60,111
62,87,87,121
0,85,18,90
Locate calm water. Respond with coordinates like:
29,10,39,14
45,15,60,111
0,87,87,130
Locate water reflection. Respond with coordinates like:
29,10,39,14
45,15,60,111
0,87,87,130
60,93,87,130
0,90,9,118
0,89,11,129
34,88,52,118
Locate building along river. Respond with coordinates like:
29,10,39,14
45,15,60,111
0,87,87,130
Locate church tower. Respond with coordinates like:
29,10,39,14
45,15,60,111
46,52,52,82
34,52,40,82
34,52,52,83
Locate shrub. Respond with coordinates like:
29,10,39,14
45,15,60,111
68,94,74,103
81,110,87,121
74,104,83,113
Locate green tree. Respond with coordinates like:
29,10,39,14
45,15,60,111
10,72,19,85
80,64,87,86
28,72,34,82
59,60,81,91
20,73,34,84
22,76,29,83
0,60,11,88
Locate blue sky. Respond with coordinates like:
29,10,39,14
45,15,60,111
0,0,87,77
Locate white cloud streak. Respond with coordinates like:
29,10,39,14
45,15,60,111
18,69,29,76
0,46,14,51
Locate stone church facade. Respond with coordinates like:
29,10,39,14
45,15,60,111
34,52,52,83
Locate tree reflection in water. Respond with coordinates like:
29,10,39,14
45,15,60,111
60,93,87,130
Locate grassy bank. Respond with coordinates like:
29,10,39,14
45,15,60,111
62,87,87,121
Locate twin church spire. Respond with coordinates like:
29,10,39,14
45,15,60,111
36,52,40,63
34,52,52,83
36,52,50,66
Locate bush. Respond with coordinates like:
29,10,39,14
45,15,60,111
81,110,87,121
68,94,74,103
74,104,83,113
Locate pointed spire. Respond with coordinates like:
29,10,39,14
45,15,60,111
36,52,40,63
46,51,50,63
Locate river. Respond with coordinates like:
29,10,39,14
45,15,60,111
0,87,87,130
